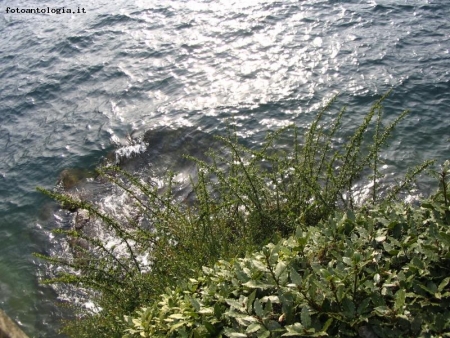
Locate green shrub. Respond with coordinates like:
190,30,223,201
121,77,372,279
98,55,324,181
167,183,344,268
124,165,450,337
35,91,435,337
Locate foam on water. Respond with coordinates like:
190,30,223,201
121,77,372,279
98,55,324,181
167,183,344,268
42,186,150,312
114,142,148,164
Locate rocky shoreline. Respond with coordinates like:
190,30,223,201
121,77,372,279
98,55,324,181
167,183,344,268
0,309,29,338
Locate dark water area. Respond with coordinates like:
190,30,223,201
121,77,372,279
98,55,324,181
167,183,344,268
1,0,450,336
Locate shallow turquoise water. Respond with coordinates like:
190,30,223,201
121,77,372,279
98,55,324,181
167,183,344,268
1,0,450,336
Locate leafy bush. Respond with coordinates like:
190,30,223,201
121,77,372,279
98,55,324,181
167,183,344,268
35,92,435,337
124,163,450,337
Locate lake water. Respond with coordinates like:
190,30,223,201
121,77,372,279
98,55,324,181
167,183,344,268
1,0,449,336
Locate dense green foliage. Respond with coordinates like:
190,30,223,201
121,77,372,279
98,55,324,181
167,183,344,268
124,175,450,337
35,92,441,337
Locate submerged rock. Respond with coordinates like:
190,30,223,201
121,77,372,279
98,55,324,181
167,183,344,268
58,168,95,190
74,209,90,231
119,126,224,174
0,309,29,338
48,127,227,268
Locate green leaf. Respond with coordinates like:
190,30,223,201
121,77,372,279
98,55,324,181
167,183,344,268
438,277,450,292
279,291,294,316
235,269,250,282
419,281,438,295
357,298,371,315
225,299,245,312
438,232,450,246
322,318,333,332
283,323,304,336
282,332,304,337
374,273,381,284
301,306,311,329
198,307,214,315
202,266,213,275
267,320,282,331
243,280,274,290
346,210,356,221
252,259,269,272
336,284,345,302
264,299,273,313
343,257,352,266
225,332,247,338
432,312,447,332
214,303,224,319
235,315,257,324
254,299,263,317
410,256,425,270
247,290,256,312
375,235,386,242
190,297,201,312
261,295,279,304
259,331,271,338
374,306,390,316
342,298,355,318
169,321,187,332
394,288,406,312
168,313,185,319
204,321,216,334
246,323,262,333
275,261,287,279
318,268,332,280
353,252,361,264
290,268,302,286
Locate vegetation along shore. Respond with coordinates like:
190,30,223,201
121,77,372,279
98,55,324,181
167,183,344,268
36,92,450,337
